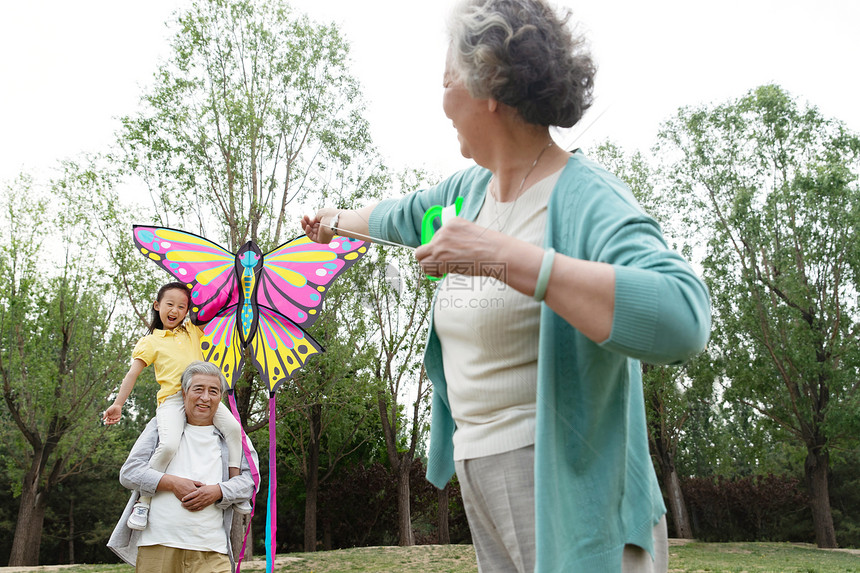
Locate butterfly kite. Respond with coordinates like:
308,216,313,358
133,225,369,572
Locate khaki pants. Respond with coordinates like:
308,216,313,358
136,544,230,573
456,445,669,573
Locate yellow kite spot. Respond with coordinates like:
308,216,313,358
156,228,218,247
166,250,231,263
264,265,307,287
268,251,335,263
196,263,233,285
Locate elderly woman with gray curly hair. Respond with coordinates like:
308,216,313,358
302,0,710,571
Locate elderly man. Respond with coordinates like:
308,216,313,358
108,361,258,573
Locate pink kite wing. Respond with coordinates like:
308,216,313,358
132,226,239,323
257,235,369,328
249,304,323,394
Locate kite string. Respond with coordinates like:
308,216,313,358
265,397,277,573
318,222,415,250
314,103,612,253
227,391,259,573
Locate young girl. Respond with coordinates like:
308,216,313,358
103,282,249,530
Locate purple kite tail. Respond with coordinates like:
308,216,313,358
228,391,261,573
265,395,278,573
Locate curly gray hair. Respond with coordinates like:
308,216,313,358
447,0,595,127
180,360,228,395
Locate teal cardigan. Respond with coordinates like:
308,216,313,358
368,152,711,571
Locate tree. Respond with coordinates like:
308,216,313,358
115,0,387,555
118,0,382,249
589,142,668,226
590,141,705,539
365,202,436,546
114,0,385,451
641,360,717,539
278,265,379,552
657,84,860,547
0,172,138,566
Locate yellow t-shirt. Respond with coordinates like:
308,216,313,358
131,323,205,405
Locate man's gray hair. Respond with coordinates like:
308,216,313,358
180,361,228,394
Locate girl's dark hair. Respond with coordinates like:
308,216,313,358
149,282,192,333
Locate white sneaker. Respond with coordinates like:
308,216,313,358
234,499,252,515
127,502,149,530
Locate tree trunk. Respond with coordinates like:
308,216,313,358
231,513,252,562
304,404,322,552
378,390,415,547
304,473,319,552
68,498,75,564
396,463,414,546
437,485,450,545
664,466,693,539
8,470,48,566
322,517,332,551
231,370,256,561
805,446,837,548
644,375,693,540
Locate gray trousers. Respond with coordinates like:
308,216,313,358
455,445,668,573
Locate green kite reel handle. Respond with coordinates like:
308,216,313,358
420,197,463,281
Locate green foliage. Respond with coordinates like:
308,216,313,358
657,85,860,448
111,0,415,554
0,173,130,480
366,169,438,449
37,428,139,564
657,83,860,545
593,89,860,545
830,451,860,548
0,168,144,565
659,87,860,441
355,169,438,545
55,158,165,334
279,253,380,459
273,253,384,543
118,0,384,250
642,358,717,471
590,140,663,225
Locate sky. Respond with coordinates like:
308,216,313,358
1,0,858,185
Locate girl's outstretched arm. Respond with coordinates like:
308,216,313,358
103,359,146,425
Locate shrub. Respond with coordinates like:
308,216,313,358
683,473,812,542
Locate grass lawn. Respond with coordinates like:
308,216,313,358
6,542,858,572
248,544,478,572
668,541,860,572
262,542,860,572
